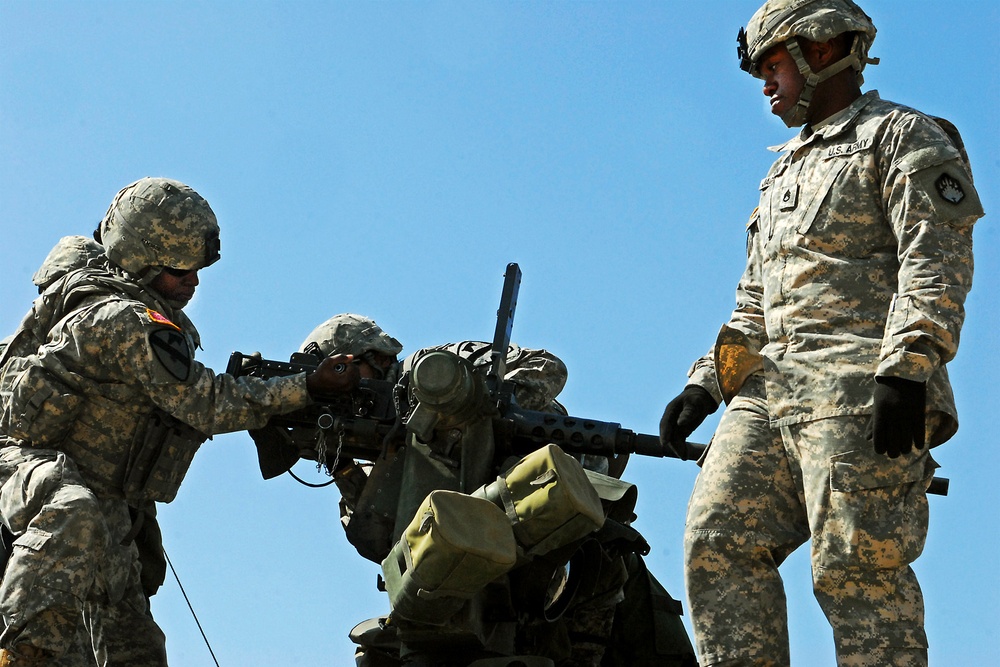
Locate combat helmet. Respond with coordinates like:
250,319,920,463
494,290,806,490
300,314,403,380
32,235,104,292
99,177,221,281
737,0,878,127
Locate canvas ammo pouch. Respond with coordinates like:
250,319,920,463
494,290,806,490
381,489,517,625
473,444,605,559
121,409,208,504
0,354,84,446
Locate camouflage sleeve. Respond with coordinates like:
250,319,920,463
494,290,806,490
876,114,984,382
687,210,767,402
502,344,568,411
45,299,311,435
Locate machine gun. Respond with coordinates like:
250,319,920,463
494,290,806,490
229,263,692,482
229,263,949,495
225,351,404,477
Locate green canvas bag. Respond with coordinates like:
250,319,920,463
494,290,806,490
381,489,517,625
474,444,605,559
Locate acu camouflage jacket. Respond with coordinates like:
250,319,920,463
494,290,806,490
0,266,312,499
689,91,984,446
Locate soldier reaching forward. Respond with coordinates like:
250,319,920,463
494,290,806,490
0,178,356,666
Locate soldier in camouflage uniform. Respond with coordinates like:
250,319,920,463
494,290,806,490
0,178,357,666
277,314,694,667
2,234,173,667
1,234,162,667
302,315,575,666
658,2,984,666
0,236,103,360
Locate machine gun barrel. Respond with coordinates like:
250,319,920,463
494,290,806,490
500,407,682,460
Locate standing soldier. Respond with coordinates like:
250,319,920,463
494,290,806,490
0,177,357,666
659,1,983,666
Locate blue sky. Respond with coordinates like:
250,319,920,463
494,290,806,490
1,2,997,665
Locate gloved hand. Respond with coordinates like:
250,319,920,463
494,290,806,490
866,376,927,458
660,385,719,459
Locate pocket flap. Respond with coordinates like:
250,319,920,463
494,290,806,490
13,527,51,552
830,449,937,493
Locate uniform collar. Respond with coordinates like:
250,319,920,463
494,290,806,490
768,90,881,153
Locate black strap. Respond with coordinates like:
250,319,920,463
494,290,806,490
120,506,146,546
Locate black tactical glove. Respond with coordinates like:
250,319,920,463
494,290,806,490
659,385,719,459
866,376,927,459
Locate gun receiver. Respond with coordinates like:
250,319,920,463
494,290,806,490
227,351,400,470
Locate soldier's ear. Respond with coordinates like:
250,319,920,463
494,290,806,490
801,37,837,70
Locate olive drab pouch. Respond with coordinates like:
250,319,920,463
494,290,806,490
473,444,605,559
381,489,517,625
122,409,208,504
0,355,84,446
343,448,407,565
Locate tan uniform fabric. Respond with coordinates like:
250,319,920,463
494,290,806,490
683,92,982,666
0,266,312,663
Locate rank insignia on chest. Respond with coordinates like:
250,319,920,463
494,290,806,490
779,184,799,211
935,173,965,204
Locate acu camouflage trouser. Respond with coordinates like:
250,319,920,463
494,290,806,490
0,445,167,666
684,375,936,667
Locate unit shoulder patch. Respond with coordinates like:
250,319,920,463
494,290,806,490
144,308,182,332
148,328,192,381
934,173,965,204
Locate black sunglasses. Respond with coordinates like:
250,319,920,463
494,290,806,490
162,267,196,278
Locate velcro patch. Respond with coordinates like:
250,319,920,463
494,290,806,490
149,329,192,381
825,137,873,159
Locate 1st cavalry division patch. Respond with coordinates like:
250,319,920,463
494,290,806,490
149,328,191,381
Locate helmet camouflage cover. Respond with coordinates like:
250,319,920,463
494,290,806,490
300,314,403,359
100,177,221,278
737,0,878,126
32,235,104,290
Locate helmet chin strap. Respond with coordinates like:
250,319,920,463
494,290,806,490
780,35,871,128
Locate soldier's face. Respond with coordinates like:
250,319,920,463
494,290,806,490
758,43,805,118
151,267,199,307
357,352,395,379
